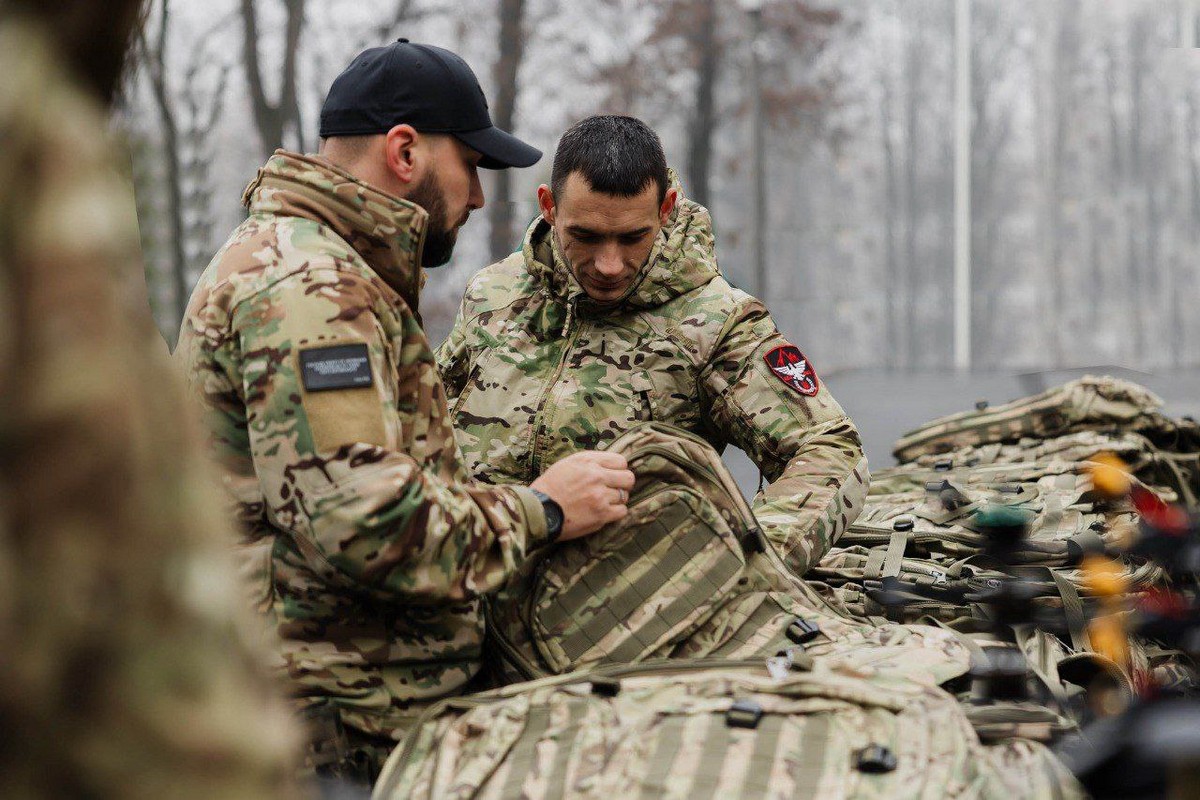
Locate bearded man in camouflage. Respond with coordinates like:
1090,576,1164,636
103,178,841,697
440,115,868,578
176,42,633,783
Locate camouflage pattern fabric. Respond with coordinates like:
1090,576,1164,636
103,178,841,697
176,151,553,760
0,16,301,798
489,422,971,690
817,379,1200,705
890,376,1200,508
439,176,868,577
371,659,1084,800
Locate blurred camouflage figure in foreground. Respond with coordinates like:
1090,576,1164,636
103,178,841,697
441,114,869,577
176,40,633,783
0,0,301,796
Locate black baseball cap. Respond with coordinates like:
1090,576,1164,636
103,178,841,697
319,38,541,170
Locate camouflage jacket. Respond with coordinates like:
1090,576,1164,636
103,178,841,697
176,152,551,740
439,187,868,575
0,17,299,798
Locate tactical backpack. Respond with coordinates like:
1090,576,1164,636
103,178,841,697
371,659,1083,800
486,423,969,689
891,375,1199,505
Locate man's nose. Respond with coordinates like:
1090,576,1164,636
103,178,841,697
468,169,484,210
594,243,624,277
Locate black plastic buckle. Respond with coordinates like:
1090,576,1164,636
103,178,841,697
725,699,763,729
855,744,898,773
589,677,621,697
933,458,953,472
975,399,990,411
892,518,914,532
785,617,821,645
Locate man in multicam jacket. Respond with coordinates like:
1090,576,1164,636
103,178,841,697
176,42,633,783
1,2,302,796
440,115,869,577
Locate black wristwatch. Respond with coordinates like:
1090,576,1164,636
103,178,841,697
530,489,564,541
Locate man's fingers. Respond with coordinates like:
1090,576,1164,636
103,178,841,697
587,451,628,470
601,467,636,490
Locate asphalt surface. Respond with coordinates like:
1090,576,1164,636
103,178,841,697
724,366,1200,497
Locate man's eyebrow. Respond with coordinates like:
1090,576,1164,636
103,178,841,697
566,225,653,238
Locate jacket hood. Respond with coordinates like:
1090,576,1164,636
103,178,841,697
241,149,429,311
520,170,721,317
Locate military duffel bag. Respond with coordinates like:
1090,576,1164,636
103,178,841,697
371,658,1084,800
486,423,970,689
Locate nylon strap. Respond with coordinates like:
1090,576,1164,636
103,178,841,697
556,514,724,663
637,715,688,800
739,715,785,800
540,501,685,630
709,596,786,657
881,529,908,579
499,705,552,798
688,713,734,800
1050,570,1092,653
790,715,830,792
542,700,586,800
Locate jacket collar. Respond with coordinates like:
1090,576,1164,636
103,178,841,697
242,150,429,311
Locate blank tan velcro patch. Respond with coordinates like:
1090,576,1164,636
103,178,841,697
301,386,389,453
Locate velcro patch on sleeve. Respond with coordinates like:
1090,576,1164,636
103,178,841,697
764,344,820,397
300,343,373,392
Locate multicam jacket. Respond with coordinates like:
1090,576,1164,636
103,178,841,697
439,186,868,575
1,18,299,798
176,152,552,742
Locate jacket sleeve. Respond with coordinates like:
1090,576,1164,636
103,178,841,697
435,285,473,404
699,298,869,575
231,269,550,604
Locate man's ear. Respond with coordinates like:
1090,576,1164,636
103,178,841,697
384,124,420,185
537,184,556,225
659,187,679,225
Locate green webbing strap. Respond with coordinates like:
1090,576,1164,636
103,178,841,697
1050,570,1092,653
541,700,586,800
555,517,725,663
863,548,887,581
739,715,785,800
790,714,830,792
881,529,908,579
499,705,552,798
637,715,688,800
540,503,684,630
689,713,735,800
1011,624,1071,706
603,550,742,664
709,596,786,656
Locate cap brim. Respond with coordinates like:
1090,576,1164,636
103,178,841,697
454,126,542,170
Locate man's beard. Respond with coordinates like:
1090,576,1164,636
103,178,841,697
408,171,462,269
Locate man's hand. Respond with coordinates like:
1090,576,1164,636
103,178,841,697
531,451,635,541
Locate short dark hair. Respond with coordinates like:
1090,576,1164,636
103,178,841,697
550,115,669,203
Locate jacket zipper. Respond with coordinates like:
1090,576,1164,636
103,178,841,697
529,319,585,477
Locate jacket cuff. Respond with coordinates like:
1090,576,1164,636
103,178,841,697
509,485,551,548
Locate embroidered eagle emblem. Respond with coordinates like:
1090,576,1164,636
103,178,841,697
764,344,820,397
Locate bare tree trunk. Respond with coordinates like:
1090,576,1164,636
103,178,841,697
686,0,719,209
139,1,189,342
880,66,901,367
488,0,526,261
239,0,306,160
902,22,924,368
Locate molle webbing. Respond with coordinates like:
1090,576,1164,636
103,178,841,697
551,505,743,664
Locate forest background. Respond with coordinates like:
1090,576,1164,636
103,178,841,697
123,0,1200,377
